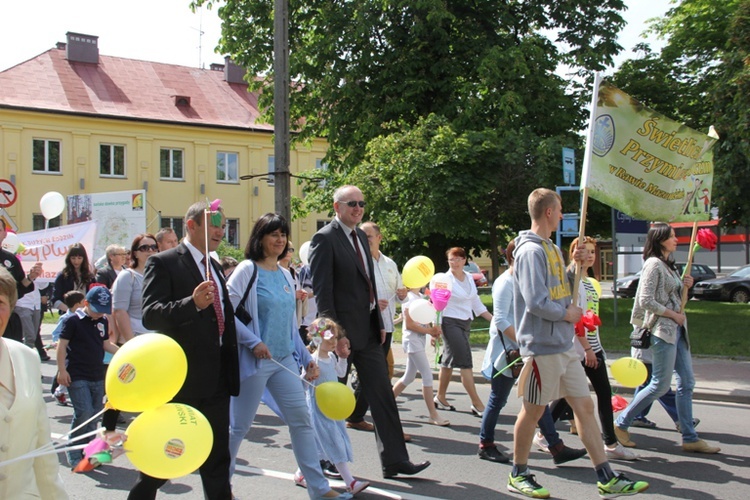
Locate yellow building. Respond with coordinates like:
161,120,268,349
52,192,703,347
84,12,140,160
0,32,328,249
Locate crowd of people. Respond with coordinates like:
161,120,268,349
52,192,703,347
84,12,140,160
0,186,720,500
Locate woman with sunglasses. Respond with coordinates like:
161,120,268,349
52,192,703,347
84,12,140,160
111,234,158,343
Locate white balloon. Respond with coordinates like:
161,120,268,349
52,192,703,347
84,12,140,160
299,241,311,266
40,192,66,220
2,232,20,253
409,298,436,324
430,272,453,292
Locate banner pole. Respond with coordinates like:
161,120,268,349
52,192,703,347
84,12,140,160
572,71,601,307
680,222,698,310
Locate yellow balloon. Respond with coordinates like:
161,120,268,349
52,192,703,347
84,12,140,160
402,256,435,289
610,357,648,388
106,333,188,412
125,403,213,480
588,277,602,298
315,381,355,420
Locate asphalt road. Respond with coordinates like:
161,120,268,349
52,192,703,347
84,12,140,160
38,354,750,500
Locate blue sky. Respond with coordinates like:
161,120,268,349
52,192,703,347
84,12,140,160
1,0,672,72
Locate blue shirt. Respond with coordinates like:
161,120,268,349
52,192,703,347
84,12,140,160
257,268,295,358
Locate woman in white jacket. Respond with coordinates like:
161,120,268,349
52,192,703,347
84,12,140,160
0,267,67,499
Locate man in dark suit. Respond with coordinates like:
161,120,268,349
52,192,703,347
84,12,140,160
310,185,430,479
133,201,239,500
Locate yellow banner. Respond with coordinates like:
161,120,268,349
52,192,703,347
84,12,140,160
588,84,716,222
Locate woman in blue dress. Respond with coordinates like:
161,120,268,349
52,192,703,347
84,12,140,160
296,316,370,496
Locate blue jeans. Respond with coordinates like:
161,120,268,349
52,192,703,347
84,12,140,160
479,368,516,444
229,355,329,499
634,363,679,423
616,329,698,443
66,379,105,466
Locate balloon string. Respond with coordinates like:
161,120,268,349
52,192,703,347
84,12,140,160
53,407,107,444
0,443,88,470
268,357,315,389
492,357,523,378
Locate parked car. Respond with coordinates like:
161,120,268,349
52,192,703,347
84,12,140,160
611,263,716,298
464,261,488,287
692,264,750,303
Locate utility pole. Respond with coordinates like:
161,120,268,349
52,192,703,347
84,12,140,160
273,0,291,223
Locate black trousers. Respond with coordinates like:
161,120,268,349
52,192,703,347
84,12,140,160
343,331,392,423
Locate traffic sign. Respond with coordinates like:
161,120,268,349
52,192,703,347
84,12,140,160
0,179,17,208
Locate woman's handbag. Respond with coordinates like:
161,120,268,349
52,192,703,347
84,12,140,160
234,264,258,326
630,326,652,349
506,349,523,378
499,333,522,378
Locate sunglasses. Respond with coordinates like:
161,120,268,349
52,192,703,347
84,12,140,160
341,200,366,208
137,244,158,252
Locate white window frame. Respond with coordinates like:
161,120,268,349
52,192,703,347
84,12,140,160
160,148,184,180
225,218,240,247
100,144,126,177
315,158,328,187
216,151,239,183
267,155,275,186
32,138,61,173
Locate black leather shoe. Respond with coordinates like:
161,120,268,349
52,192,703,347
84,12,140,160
478,446,509,463
552,445,587,465
320,459,342,479
382,460,431,478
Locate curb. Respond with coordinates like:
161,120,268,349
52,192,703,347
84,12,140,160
390,365,750,406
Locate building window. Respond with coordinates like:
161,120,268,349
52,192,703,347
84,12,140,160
32,213,61,230
267,155,275,186
160,217,184,241
100,144,126,177
315,158,327,187
225,218,239,247
217,152,239,183
32,139,61,173
160,148,184,180
317,220,328,231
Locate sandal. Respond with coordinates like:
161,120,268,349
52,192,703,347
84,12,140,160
429,417,451,427
433,397,456,411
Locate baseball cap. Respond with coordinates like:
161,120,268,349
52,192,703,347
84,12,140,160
86,286,112,314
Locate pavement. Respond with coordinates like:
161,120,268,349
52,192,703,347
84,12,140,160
390,344,750,405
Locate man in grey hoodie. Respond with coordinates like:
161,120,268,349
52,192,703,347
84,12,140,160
507,188,649,499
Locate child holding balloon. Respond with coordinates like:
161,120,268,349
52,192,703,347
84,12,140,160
296,317,370,496
392,288,450,426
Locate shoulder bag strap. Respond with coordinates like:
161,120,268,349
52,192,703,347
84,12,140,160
237,263,258,312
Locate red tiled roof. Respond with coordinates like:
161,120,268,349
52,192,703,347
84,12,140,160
0,46,272,131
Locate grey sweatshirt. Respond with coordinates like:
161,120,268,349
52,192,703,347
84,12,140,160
512,230,575,356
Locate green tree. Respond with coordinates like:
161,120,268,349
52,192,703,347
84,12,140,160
612,0,750,226
194,0,627,264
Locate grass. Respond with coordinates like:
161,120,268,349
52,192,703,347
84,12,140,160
393,295,750,358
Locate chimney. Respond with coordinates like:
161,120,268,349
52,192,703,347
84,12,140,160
66,32,99,64
224,57,246,84
210,63,225,72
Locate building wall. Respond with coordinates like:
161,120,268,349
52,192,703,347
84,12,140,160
0,107,329,248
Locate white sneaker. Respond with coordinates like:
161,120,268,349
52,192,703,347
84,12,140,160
293,470,307,488
348,479,370,495
605,443,639,461
533,432,549,453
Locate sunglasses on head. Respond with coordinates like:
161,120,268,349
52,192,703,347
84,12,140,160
341,200,366,208
137,244,158,252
